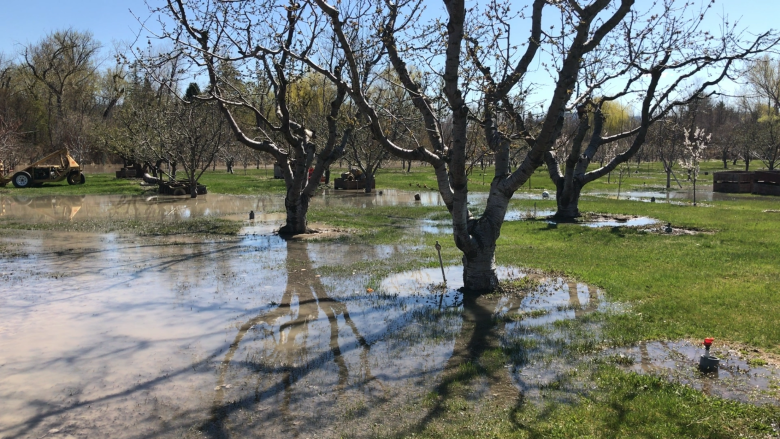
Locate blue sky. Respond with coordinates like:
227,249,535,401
1,0,777,58
1,0,778,105
0,0,149,56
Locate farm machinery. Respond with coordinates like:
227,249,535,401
0,149,85,188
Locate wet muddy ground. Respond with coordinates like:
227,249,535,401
0,206,604,438
0,190,449,224
1,192,777,438
613,340,780,405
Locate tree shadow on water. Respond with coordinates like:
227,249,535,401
197,239,377,438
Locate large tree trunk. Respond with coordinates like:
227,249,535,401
553,176,582,220
279,190,310,235
462,245,499,292
458,191,509,292
364,173,373,193
190,176,197,198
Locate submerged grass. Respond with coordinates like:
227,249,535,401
0,216,241,236
3,162,780,437
498,197,780,352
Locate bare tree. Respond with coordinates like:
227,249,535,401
544,2,778,219
650,115,684,190
746,57,780,170
147,0,358,235
0,114,21,175
148,0,777,292
160,94,231,198
282,0,642,291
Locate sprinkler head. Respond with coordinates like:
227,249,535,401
435,241,441,252
699,337,719,372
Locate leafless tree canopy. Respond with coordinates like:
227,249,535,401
137,0,779,291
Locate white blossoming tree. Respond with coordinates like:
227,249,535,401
680,127,711,206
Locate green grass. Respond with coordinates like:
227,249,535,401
3,161,780,437
405,363,780,438
1,159,769,197
497,197,780,352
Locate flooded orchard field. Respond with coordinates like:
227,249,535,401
0,190,449,224
0,192,603,438
2,192,777,438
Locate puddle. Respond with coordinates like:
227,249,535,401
539,214,660,228
0,190,459,224
578,216,659,228
611,340,780,405
504,209,557,221
379,266,610,404
0,228,464,438
589,188,772,203
500,279,609,400
0,219,610,439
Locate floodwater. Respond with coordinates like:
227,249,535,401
501,278,608,400
579,216,659,228
1,191,775,437
0,194,607,439
0,189,552,224
590,188,774,203
614,341,780,405
0,190,452,224
0,227,445,438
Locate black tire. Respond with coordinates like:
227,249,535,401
173,187,187,196
12,195,33,206
67,172,85,185
12,172,32,188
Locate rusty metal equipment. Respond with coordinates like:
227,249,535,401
142,173,207,196
0,148,84,188
334,168,374,190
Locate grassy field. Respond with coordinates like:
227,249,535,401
0,159,766,196
2,161,779,437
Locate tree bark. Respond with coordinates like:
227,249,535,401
279,189,310,235
459,190,510,292
190,177,197,198
364,172,373,193
553,177,582,220
462,245,499,293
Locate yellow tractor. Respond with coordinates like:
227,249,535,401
0,148,84,188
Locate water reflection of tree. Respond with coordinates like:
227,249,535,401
202,240,373,438
410,279,599,434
